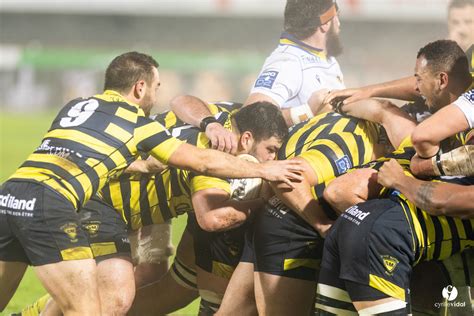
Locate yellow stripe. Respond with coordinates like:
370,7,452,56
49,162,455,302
94,90,140,110
164,112,178,129
85,157,101,168
438,216,452,259
90,242,118,257
10,167,79,208
283,258,320,270
146,176,165,224
454,218,467,240
115,107,138,123
211,261,235,280
60,247,93,261
108,181,126,223
149,137,183,164
105,122,133,143
44,129,116,156
190,175,231,195
369,274,405,301
279,38,326,59
129,180,142,231
422,212,436,260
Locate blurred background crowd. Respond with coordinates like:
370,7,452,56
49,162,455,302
0,0,451,113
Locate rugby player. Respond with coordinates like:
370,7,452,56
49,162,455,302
168,0,345,129
0,52,304,314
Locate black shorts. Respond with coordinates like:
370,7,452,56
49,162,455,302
79,196,131,262
319,198,415,302
0,180,93,266
190,213,250,280
253,196,324,281
239,220,254,263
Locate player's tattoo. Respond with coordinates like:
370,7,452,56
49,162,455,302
415,182,438,210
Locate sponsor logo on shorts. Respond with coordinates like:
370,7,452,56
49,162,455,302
254,71,279,89
381,255,399,275
266,196,290,218
0,194,36,211
61,222,79,243
341,205,370,225
335,155,352,174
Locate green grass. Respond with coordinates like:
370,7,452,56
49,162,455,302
0,111,198,315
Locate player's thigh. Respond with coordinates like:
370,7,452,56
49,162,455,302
218,262,257,316
254,272,315,316
34,259,100,311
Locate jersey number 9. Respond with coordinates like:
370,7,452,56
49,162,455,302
60,99,99,127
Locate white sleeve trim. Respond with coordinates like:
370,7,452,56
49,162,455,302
453,90,474,128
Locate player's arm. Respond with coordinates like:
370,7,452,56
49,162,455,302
336,98,417,149
125,156,167,174
167,143,303,187
378,159,474,218
136,118,304,185
192,188,264,232
169,95,238,153
327,76,420,105
323,168,382,214
271,157,333,237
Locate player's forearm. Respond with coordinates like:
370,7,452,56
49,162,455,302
368,76,419,101
169,95,212,127
198,199,262,232
391,175,474,218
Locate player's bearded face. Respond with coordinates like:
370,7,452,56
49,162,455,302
326,20,343,57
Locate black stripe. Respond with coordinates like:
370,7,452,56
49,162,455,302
172,262,197,288
307,144,339,176
21,160,86,204
315,294,357,312
175,257,197,276
461,251,471,286
169,169,184,196
341,117,358,133
136,130,172,152
120,179,132,229
294,123,332,157
313,183,338,221
324,133,354,168
437,261,452,284
353,133,366,167
462,219,473,241
139,175,153,226
154,175,174,221
446,217,460,256
430,216,444,260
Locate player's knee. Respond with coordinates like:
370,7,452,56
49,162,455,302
104,292,134,315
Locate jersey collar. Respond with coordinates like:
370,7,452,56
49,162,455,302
95,90,141,109
279,32,326,59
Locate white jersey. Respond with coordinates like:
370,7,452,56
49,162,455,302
250,32,345,109
453,89,474,128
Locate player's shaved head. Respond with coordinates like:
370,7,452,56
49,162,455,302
104,52,159,93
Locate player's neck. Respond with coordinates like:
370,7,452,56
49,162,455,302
301,33,326,53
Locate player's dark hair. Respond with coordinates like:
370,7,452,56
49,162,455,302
284,0,335,40
448,0,473,11
417,40,469,81
104,52,159,93
233,102,288,142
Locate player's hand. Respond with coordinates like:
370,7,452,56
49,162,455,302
205,122,238,154
308,89,332,116
327,88,374,107
260,160,304,189
377,159,406,189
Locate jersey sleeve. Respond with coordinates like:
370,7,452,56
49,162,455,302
190,174,231,195
250,54,303,107
135,116,184,163
453,89,474,128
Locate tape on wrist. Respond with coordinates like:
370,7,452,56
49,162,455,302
290,103,314,125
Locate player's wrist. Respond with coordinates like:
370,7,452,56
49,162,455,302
200,116,219,132
290,103,314,125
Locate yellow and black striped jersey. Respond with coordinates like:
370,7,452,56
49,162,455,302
391,177,474,265
154,101,242,130
8,90,183,209
101,108,236,230
279,112,380,190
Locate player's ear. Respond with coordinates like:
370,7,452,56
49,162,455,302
133,80,146,99
240,131,254,153
438,72,449,90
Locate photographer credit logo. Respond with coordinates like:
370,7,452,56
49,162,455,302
442,285,458,301
434,285,466,309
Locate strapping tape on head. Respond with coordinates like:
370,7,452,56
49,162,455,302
319,2,339,25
